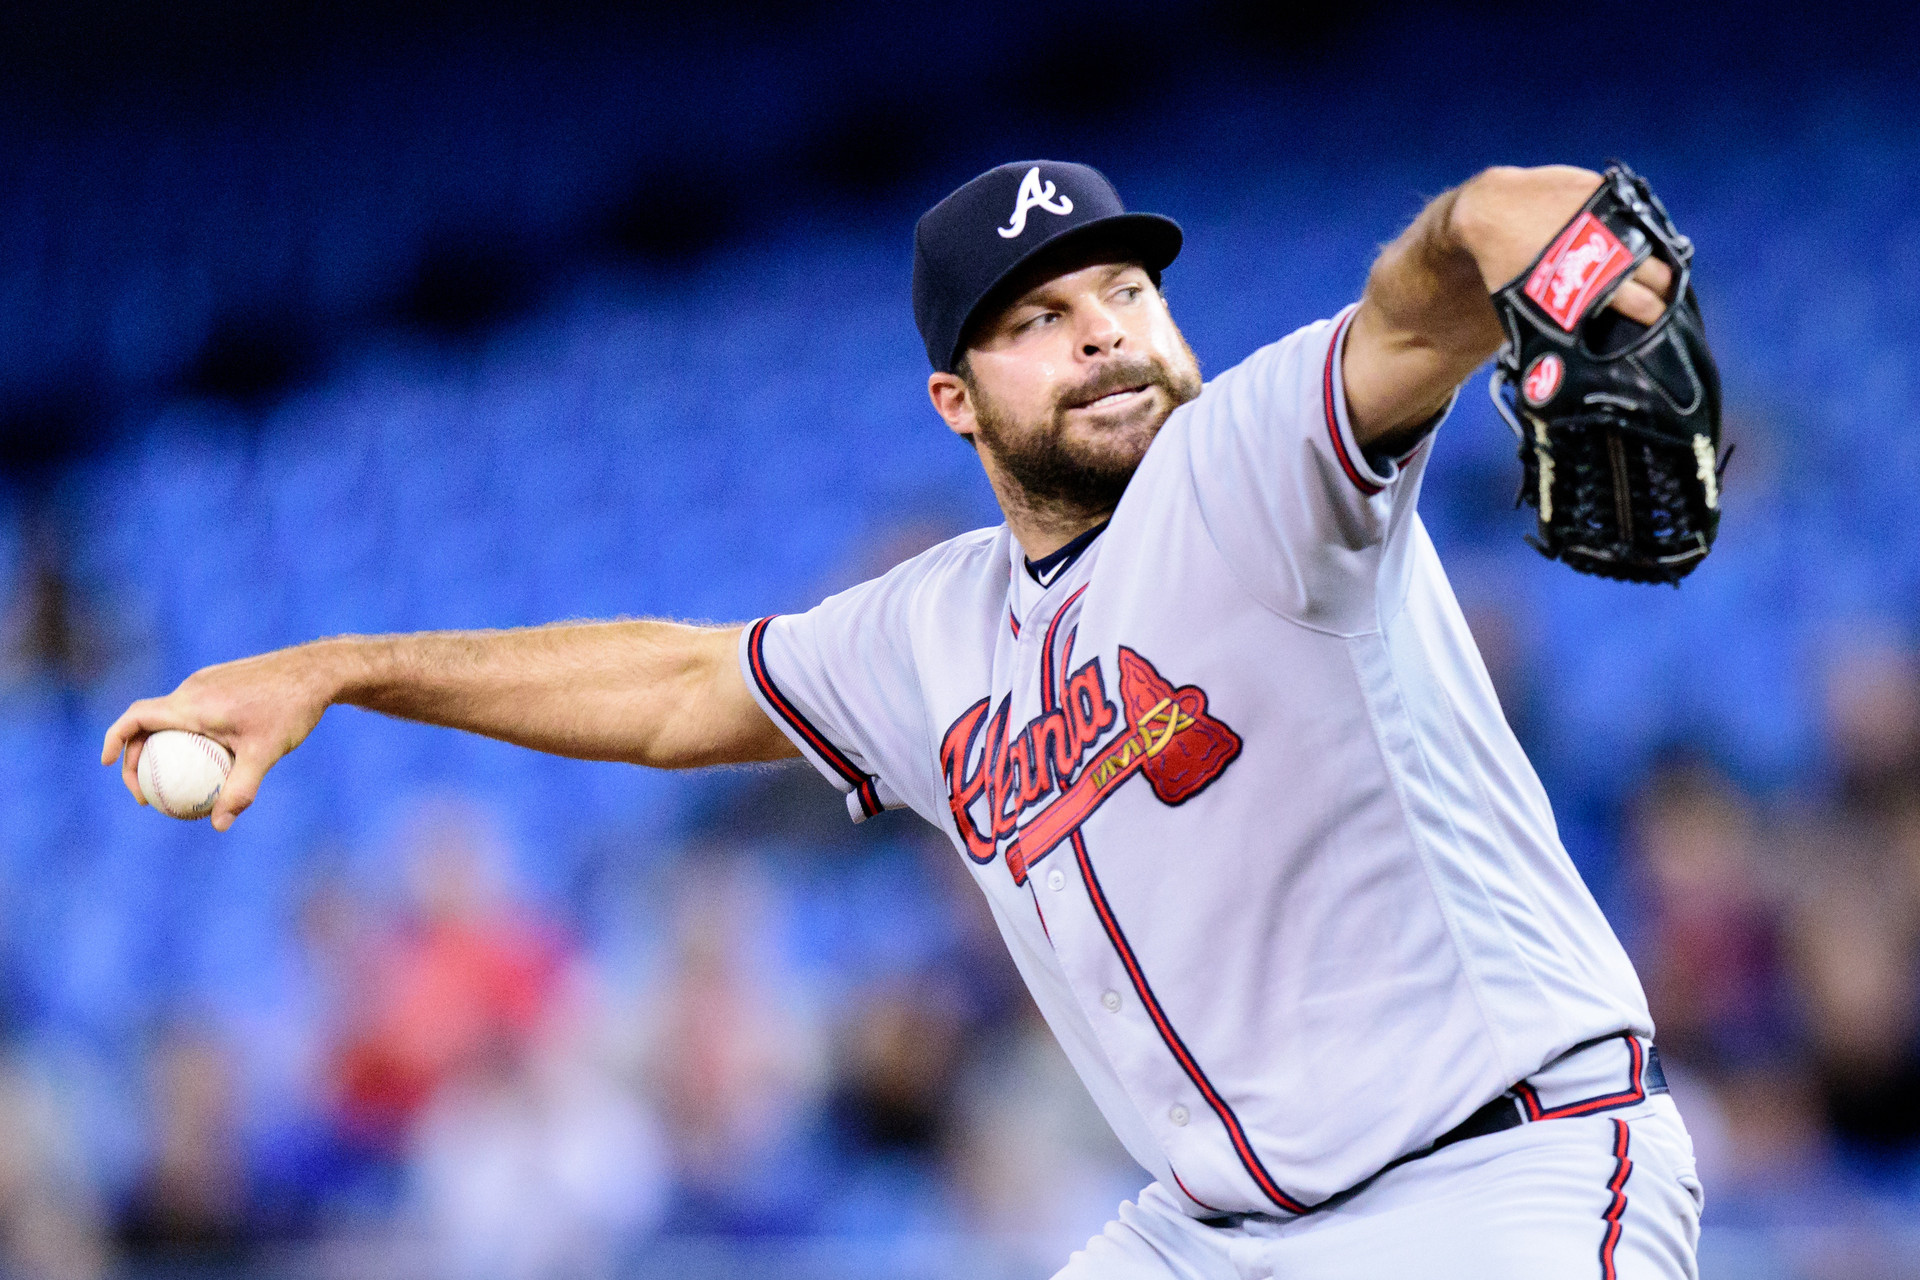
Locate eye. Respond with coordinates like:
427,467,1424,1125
1015,311,1058,334
1114,284,1144,303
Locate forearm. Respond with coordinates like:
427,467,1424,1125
1344,164,1666,450
318,620,786,768
1368,186,1506,377
1344,182,1504,445
103,614,794,829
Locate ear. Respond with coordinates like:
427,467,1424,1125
927,372,979,442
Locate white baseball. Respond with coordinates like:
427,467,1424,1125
136,730,234,821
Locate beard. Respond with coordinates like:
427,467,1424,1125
968,343,1202,520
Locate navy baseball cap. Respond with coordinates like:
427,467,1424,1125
912,161,1182,373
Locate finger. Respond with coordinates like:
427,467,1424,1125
103,698,187,765
102,703,146,765
1608,280,1667,327
122,736,147,804
211,749,270,833
1632,256,1674,302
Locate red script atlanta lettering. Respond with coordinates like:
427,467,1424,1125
939,647,1242,883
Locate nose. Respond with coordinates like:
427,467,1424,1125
1078,301,1126,359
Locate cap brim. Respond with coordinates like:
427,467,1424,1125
947,211,1183,372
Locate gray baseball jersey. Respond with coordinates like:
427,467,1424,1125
740,305,1652,1215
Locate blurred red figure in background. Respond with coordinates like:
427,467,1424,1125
331,800,568,1153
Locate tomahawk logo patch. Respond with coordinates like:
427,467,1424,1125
1524,213,1635,331
939,647,1242,883
998,166,1074,239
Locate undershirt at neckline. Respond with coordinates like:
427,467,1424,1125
1024,521,1110,586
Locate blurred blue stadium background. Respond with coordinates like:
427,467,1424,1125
1,2,1917,1276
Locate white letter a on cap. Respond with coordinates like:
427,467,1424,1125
998,167,1074,239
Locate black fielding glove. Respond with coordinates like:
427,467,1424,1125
1489,163,1727,585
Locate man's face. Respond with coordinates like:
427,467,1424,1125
930,260,1202,519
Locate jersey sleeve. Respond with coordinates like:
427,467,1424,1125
738,562,935,824
1181,304,1455,631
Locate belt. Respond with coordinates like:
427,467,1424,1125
1428,1036,1667,1156
1199,1034,1667,1226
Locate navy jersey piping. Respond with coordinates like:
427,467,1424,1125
1323,308,1385,496
1515,1034,1648,1121
1073,830,1309,1215
1038,583,1090,715
746,617,884,818
1598,1119,1632,1279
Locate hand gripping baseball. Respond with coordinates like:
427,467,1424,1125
102,647,334,831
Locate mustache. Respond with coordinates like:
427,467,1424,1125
1056,358,1167,411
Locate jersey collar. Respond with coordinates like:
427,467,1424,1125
1008,519,1108,634
1025,520,1110,586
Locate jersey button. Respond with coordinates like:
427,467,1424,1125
1169,1105,1190,1127
1101,990,1122,1012
1047,868,1066,891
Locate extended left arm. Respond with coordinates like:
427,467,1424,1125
1343,164,1673,452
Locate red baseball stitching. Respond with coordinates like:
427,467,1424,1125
145,732,230,817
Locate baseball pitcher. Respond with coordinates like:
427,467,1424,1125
105,159,1721,1278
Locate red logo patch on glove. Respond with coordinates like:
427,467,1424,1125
1523,213,1635,331
1522,353,1565,406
